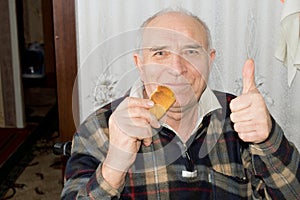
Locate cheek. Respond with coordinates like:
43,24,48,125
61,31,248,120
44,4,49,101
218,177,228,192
140,64,166,83
139,65,165,97
190,65,210,90
187,53,211,72
189,69,208,95
190,61,210,78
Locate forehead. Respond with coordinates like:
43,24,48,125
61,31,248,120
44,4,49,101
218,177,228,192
142,12,208,48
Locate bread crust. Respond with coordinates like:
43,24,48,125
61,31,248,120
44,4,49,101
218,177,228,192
149,86,176,119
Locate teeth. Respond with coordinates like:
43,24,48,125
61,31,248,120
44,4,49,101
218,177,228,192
149,86,176,119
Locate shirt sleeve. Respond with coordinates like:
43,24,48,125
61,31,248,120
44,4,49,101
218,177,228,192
61,131,123,199
250,117,300,199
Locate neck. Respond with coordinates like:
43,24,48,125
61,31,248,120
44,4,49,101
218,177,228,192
164,104,199,143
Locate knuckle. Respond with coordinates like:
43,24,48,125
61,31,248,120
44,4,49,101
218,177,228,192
233,123,240,132
238,133,245,141
126,97,135,106
238,133,249,142
229,100,236,110
230,113,236,122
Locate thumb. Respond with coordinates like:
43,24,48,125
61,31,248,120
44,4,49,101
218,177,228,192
242,59,256,94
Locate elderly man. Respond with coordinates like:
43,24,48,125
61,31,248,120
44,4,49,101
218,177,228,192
62,9,300,199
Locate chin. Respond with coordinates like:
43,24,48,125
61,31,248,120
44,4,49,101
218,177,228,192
172,96,199,110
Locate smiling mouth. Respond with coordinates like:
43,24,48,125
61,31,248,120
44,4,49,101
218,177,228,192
163,82,191,87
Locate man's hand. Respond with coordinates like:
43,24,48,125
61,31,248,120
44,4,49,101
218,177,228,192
102,97,160,188
230,59,272,143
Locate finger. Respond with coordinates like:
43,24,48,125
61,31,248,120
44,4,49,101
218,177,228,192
142,137,153,146
230,107,253,123
115,97,153,119
128,107,160,128
111,112,153,139
237,131,257,142
237,131,269,143
230,109,253,123
125,116,157,147
116,97,160,129
127,97,154,109
233,120,256,133
148,115,161,129
229,95,252,112
242,59,256,94
127,97,160,128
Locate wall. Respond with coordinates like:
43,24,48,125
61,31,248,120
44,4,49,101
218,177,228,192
23,0,44,45
75,0,300,149
0,68,4,126
0,0,25,128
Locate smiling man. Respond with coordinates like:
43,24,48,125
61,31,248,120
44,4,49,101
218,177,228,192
133,14,216,142
62,9,300,199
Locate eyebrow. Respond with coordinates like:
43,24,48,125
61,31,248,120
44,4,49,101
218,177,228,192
147,44,203,52
183,44,203,49
148,46,169,51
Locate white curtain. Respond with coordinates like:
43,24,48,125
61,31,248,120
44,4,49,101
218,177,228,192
75,0,300,149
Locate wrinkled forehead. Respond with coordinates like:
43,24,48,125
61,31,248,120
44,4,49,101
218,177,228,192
141,27,206,50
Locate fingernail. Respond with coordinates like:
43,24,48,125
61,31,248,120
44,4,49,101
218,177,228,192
154,121,161,129
147,100,154,107
143,140,152,146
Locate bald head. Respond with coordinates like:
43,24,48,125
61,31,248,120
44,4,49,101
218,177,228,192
140,10,212,50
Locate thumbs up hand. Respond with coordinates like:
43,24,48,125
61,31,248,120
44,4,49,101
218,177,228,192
230,59,272,143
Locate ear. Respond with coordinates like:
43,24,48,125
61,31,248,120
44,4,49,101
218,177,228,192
133,53,143,72
209,49,216,62
133,53,147,86
208,49,216,68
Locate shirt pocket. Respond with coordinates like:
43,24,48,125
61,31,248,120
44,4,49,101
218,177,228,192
209,169,252,200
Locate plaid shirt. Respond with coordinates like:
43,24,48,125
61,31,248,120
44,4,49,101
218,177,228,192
61,91,300,199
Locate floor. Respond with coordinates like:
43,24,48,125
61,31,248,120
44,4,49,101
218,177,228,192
0,75,63,199
0,125,36,169
2,131,63,200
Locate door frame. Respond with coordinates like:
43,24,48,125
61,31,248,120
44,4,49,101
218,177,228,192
52,0,79,142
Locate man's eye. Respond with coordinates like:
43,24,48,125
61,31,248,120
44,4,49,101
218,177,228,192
184,49,199,55
153,50,167,56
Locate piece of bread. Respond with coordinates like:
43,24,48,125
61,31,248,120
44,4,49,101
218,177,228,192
149,86,176,119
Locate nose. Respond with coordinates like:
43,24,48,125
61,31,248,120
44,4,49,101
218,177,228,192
168,53,187,76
